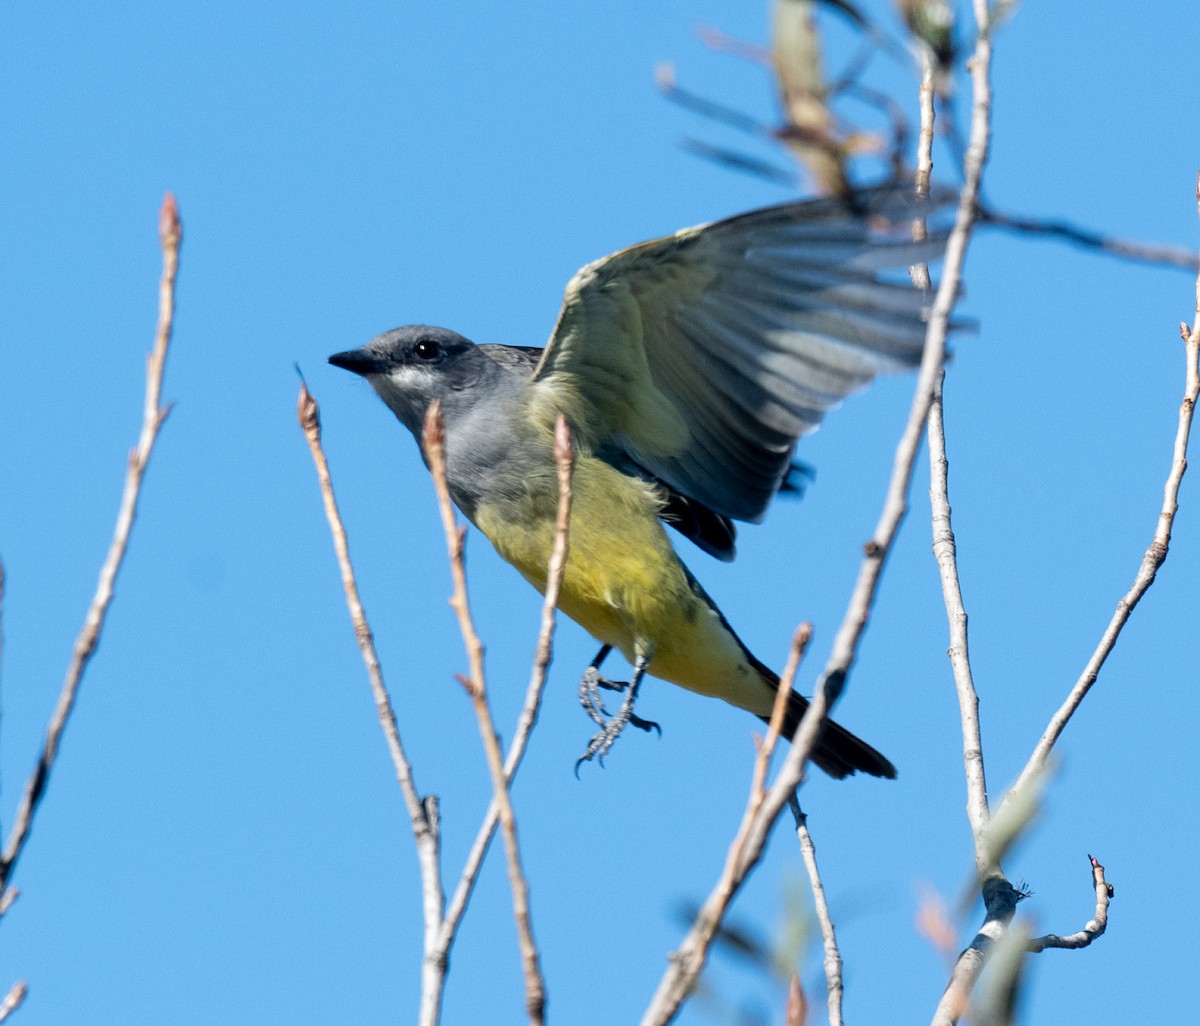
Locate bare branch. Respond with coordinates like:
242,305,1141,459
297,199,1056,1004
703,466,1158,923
640,627,812,1026
645,22,987,1014
793,805,843,1026
297,382,448,1026
423,404,547,1026
930,878,1023,1026
438,417,574,965
655,63,775,138
978,204,1200,272
1010,178,1200,798
928,370,990,868
1027,855,1112,952
918,41,990,870
754,624,813,799
0,195,181,895
0,981,26,1024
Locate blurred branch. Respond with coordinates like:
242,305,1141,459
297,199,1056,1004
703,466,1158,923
792,801,843,1026
662,2,917,196
640,626,812,1026
771,0,851,195
978,203,1200,272
930,878,1023,1026
1008,179,1200,799
298,382,448,1026
424,404,547,1026
970,917,1030,1026
437,417,574,974
0,981,26,1024
0,195,181,897
920,0,1007,1020
786,972,808,1026
646,7,985,1010
656,63,776,137
1027,855,1112,952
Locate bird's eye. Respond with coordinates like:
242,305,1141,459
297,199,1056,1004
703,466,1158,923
414,338,440,361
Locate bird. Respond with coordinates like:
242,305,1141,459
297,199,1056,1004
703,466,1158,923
330,184,946,779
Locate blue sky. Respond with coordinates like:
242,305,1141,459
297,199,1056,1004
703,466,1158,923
1,2,1197,1024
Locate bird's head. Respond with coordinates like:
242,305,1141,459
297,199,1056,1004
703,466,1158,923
329,325,494,439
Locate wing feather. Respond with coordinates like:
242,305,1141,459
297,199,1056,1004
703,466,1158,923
531,184,952,527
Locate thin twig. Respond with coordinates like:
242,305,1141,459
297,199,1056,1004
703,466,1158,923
0,196,181,895
910,51,935,289
0,981,26,1024
437,417,574,963
655,63,775,138
754,624,813,799
640,627,812,1026
920,1,1002,1020
297,382,447,1026
1009,174,1200,800
919,38,991,867
979,204,1200,272
643,50,986,1020
1027,855,1112,952
793,805,843,1026
928,370,990,868
423,403,547,1026
645,3,992,1016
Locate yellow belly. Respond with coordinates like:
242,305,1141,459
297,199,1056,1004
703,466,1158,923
473,455,769,712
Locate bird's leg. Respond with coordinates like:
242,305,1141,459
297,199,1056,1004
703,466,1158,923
579,645,617,726
578,645,660,733
576,654,660,771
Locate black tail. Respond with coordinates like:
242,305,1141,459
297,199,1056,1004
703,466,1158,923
758,680,896,780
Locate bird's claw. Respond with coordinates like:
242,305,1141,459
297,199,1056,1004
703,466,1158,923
579,666,616,726
575,662,660,773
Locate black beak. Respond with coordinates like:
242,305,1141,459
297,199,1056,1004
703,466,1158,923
329,348,385,376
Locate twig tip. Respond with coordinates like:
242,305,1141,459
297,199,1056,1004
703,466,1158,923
297,382,320,433
159,193,181,246
423,400,446,452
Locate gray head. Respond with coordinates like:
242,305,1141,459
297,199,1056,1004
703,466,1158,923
329,325,506,440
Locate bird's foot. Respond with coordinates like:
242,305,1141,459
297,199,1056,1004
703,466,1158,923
575,660,659,774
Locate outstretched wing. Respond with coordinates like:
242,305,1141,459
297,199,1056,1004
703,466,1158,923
529,185,951,530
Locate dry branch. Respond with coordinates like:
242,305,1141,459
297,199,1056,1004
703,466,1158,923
1027,855,1112,952
640,627,813,1026
793,805,843,1026
424,403,547,1026
928,370,990,869
1009,175,1200,801
0,981,26,1024
0,195,181,895
298,381,449,1026
643,25,985,1011
439,417,574,952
